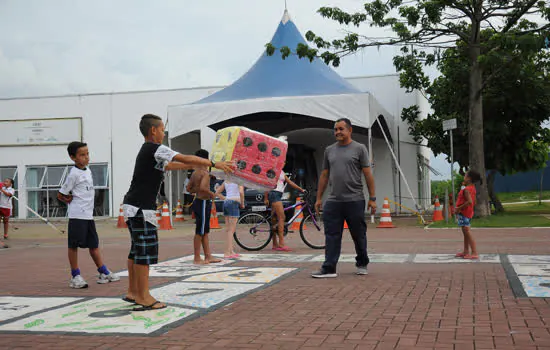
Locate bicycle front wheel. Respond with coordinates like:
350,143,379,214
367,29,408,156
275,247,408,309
234,213,272,251
300,212,325,249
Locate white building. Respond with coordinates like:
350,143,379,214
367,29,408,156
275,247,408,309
0,11,431,219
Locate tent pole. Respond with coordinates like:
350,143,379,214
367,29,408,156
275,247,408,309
368,127,373,167
167,116,173,226
376,118,424,223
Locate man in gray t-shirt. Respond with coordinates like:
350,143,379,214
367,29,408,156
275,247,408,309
312,118,377,278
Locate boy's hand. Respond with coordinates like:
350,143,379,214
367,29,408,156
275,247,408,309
213,161,235,174
58,193,73,204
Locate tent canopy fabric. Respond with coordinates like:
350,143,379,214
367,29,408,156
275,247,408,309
196,11,361,103
168,10,393,139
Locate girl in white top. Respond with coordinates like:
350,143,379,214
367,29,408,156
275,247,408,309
264,169,305,252
0,178,15,241
216,181,244,258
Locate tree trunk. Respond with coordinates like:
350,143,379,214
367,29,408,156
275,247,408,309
468,3,491,217
487,170,504,213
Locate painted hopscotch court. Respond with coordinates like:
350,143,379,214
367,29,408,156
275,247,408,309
0,253,548,336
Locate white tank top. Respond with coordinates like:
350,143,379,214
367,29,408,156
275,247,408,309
275,172,286,193
224,182,240,201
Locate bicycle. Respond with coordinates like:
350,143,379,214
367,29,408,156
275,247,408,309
234,192,325,251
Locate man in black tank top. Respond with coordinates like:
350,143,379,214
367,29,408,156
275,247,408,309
122,114,234,311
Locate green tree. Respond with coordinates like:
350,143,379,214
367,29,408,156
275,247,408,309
267,1,550,217
402,30,550,212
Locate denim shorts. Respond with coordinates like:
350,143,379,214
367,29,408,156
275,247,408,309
268,191,283,204
223,200,240,217
457,214,472,227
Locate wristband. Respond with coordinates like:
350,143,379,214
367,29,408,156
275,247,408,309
369,197,376,201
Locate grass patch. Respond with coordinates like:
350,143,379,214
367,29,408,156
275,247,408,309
427,203,550,228
503,202,550,212
497,190,550,203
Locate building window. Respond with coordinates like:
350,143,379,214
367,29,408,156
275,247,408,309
25,164,110,218
0,167,18,218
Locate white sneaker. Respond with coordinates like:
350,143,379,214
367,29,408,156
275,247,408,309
356,267,368,275
97,272,120,284
69,275,88,289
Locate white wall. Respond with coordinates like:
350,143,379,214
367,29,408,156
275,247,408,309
0,75,432,217
0,94,112,218
349,74,430,209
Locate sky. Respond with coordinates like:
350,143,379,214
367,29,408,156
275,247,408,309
0,0,454,178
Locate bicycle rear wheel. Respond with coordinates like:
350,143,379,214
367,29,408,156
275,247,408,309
300,212,325,249
234,213,272,251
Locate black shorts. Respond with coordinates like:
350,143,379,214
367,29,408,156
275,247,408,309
192,199,211,236
127,212,159,265
68,219,99,249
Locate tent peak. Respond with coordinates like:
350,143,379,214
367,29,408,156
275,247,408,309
281,8,291,24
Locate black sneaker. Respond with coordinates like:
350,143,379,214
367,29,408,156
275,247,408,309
311,269,338,278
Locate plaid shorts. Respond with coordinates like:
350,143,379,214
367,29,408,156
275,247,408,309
127,212,158,265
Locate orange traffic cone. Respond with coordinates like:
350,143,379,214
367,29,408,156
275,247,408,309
210,202,221,229
116,204,127,228
159,202,173,230
174,200,185,222
343,221,349,229
432,196,444,222
290,197,306,230
377,197,396,228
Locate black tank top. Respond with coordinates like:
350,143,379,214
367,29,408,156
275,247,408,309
123,143,165,210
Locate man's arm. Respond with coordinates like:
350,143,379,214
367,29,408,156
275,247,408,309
362,167,376,198
362,167,377,213
314,169,329,213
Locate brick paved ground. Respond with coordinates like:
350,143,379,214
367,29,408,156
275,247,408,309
0,216,549,349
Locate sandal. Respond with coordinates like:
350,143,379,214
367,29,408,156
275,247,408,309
133,300,167,311
122,296,136,304
463,254,479,260
455,252,467,258
278,246,292,252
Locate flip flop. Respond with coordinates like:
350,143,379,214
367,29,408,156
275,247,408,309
278,246,292,252
455,252,466,258
463,254,479,260
122,297,136,304
133,301,167,311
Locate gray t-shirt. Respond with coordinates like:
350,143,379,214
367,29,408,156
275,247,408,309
323,140,370,202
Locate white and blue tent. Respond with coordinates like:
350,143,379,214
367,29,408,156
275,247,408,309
167,10,425,213
168,10,393,140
